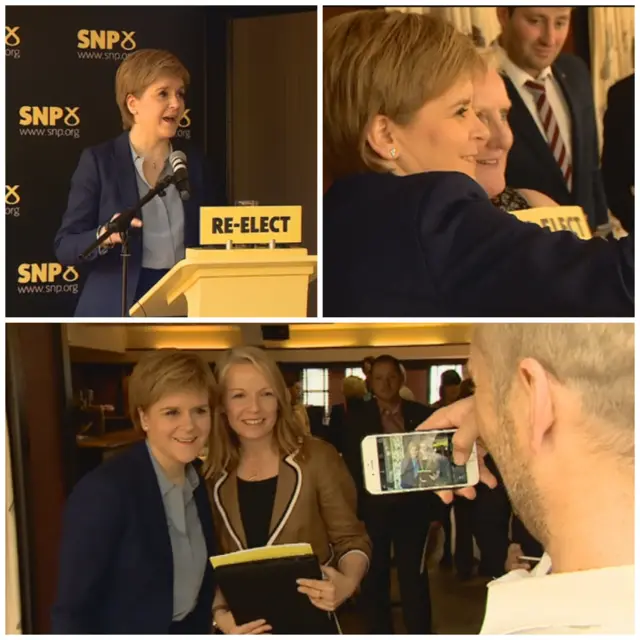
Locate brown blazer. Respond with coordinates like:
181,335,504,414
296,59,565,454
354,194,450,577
208,438,371,567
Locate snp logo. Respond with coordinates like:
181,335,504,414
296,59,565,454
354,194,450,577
6,26,21,59
18,263,79,283
78,29,136,50
5,185,21,217
19,106,80,127
77,30,136,60
19,107,81,139
176,109,192,140
17,263,80,295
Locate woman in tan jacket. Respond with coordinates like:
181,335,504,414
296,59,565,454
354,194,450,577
204,346,371,634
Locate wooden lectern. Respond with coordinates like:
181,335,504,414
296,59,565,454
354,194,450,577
129,205,317,317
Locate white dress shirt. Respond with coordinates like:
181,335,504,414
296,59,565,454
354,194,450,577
495,44,573,160
481,553,634,634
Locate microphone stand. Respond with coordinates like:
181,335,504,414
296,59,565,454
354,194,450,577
79,173,175,317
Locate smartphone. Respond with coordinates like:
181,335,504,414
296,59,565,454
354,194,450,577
361,429,479,495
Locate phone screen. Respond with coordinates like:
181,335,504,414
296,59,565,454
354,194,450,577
375,431,469,492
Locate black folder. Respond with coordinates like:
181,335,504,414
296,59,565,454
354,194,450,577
210,543,340,634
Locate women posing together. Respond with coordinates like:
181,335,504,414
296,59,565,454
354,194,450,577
52,348,371,634
323,10,633,317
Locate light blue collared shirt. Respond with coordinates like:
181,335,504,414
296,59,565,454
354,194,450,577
146,442,207,621
130,141,185,269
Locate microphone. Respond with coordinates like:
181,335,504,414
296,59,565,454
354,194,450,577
169,150,190,201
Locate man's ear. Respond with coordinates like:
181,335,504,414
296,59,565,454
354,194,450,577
516,357,554,453
496,7,511,31
366,114,399,163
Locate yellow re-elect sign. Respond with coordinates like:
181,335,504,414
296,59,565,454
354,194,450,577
200,206,302,245
509,206,592,240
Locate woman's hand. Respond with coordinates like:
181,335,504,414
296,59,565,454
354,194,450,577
505,543,532,573
214,609,271,635
297,565,358,612
99,212,143,247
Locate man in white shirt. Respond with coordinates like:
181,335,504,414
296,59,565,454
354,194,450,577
419,323,634,634
494,7,609,232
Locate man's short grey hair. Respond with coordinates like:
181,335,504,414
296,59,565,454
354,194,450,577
474,323,634,457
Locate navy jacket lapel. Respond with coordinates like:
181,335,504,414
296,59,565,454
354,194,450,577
113,131,140,217
131,443,174,583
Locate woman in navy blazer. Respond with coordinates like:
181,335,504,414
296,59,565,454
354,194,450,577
52,350,217,634
323,11,633,317
54,49,220,317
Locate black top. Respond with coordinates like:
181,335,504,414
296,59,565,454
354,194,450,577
238,476,278,549
491,186,530,212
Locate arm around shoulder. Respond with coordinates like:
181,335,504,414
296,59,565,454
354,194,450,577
51,469,124,633
417,173,633,316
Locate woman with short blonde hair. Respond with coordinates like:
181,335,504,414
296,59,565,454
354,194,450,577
324,9,485,179
53,349,217,633
115,49,191,130
204,346,371,634
128,348,215,430
55,49,220,317
323,9,633,318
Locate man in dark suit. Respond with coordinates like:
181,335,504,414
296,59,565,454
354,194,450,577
602,73,635,234
495,7,609,231
341,355,437,635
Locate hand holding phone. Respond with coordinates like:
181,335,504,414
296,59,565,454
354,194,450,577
361,429,479,495
414,397,498,503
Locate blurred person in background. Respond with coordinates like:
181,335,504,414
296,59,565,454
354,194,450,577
328,375,367,454
342,355,436,634
601,73,635,235
283,370,311,436
495,8,609,232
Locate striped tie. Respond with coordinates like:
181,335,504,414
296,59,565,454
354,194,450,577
524,79,573,192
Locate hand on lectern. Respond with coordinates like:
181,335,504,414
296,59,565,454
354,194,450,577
99,212,143,248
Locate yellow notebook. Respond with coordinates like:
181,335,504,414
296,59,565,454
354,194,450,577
210,542,313,569
209,543,337,633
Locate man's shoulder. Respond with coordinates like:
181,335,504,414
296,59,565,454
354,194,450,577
403,399,434,419
554,52,591,82
608,73,634,102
